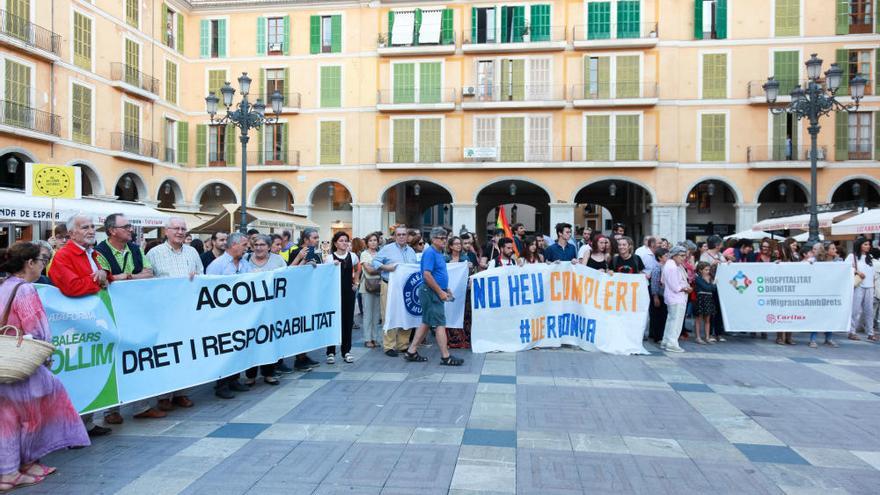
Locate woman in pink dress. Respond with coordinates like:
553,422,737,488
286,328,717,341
0,243,89,491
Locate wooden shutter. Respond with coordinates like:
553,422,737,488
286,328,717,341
441,9,453,44
701,114,725,161
530,5,551,41
177,121,188,164
419,62,441,103
835,111,849,161
283,67,290,106
199,20,209,58
165,60,177,104
196,124,206,166
388,11,395,39
615,115,639,160
771,112,787,160
702,53,727,99
283,16,290,55
162,7,168,45
256,17,266,55
177,13,184,54
471,7,477,42
617,1,641,38
587,2,611,40
597,57,610,99
715,0,727,39
309,16,320,53
874,112,880,159
616,55,639,98
330,15,342,53
281,123,289,163
393,63,415,103
836,0,849,35
217,20,227,57
419,118,441,162
393,119,415,162
512,6,525,42
321,66,341,107
583,55,590,98
321,121,341,164
773,51,799,94
836,49,850,95
413,9,422,44
225,123,235,165
500,117,525,161
694,0,703,39
585,115,610,161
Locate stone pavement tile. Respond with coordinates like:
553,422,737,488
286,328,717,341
570,433,629,454
179,439,298,495
157,420,228,438
789,357,826,364
482,359,517,376
622,436,688,458
442,373,481,383
519,351,663,382
516,448,583,495
367,372,409,382
758,463,880,494
312,485,381,494
307,424,368,441
300,371,341,380
677,439,749,463
105,418,181,436
371,402,425,427
450,462,516,494
420,400,472,427
207,422,271,439
515,375,555,386
390,381,477,403
406,372,445,382
850,450,880,471
640,356,703,383
408,427,464,445
477,382,517,394
355,425,415,444
630,454,713,494
381,488,448,495
322,443,405,487
574,452,644,494
734,444,811,465
462,428,517,448
458,445,517,463
117,452,249,495
480,374,517,384
245,482,317,494
279,399,383,425
258,441,352,485
691,461,784,494
516,430,572,451
256,422,312,440
313,380,401,402
801,363,880,393
384,444,459,489
677,391,785,445
791,447,873,469
176,437,252,458
669,382,714,393
335,371,376,381
676,359,860,392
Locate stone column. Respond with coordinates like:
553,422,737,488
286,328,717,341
292,203,312,219
735,203,760,234
548,203,576,234
650,203,687,241
452,203,477,234
351,203,383,236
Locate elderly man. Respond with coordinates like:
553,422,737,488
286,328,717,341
635,236,659,274
201,231,228,271
373,225,418,356
49,214,112,437
146,217,203,410
95,214,164,424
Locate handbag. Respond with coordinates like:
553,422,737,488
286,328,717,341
853,256,865,288
364,276,382,294
0,281,56,384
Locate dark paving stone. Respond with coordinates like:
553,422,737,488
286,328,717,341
280,399,383,425
259,441,352,485
180,440,297,495
734,444,810,465
669,382,714,393
300,371,341,380
518,449,585,495
385,445,459,489
207,422,271,439
676,358,859,391
788,356,826,364
463,428,517,448
480,374,517,384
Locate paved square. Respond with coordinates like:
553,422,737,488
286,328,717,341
28,334,880,494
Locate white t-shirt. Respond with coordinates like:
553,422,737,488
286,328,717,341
846,253,875,288
490,257,516,268
577,244,591,260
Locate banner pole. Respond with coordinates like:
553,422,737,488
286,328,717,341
51,198,56,239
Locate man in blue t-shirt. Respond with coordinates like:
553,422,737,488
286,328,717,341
404,227,463,366
544,222,578,263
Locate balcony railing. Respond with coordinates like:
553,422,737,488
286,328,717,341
462,25,566,45
747,145,828,163
0,9,62,56
247,149,300,166
377,87,457,105
111,63,159,95
0,100,61,136
377,30,456,49
377,147,462,163
746,79,831,100
571,82,659,100
377,145,658,163
164,147,175,163
112,132,159,159
573,22,659,41
463,84,566,102
258,91,301,109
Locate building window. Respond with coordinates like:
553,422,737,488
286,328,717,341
209,125,226,164
392,62,441,104
164,7,177,49
123,101,140,153
772,112,799,160
125,0,138,28
265,68,286,104
320,66,341,108
695,0,727,40
848,112,872,159
840,0,874,34
849,49,873,95
320,121,342,164
124,38,140,86
165,119,176,163
700,113,726,162
775,0,799,36
71,83,92,145
207,70,226,98
392,118,441,163
310,15,341,54
701,53,727,99
166,60,177,104
200,19,226,58
211,20,220,57
73,11,92,70
267,17,283,53
472,7,497,43
262,123,287,164
4,59,31,128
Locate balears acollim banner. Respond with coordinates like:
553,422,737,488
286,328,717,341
470,264,649,355
716,262,853,333
38,264,341,414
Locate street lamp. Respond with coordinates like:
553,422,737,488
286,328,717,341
206,72,283,233
762,53,866,243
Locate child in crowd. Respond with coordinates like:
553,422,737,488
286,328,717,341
693,261,717,344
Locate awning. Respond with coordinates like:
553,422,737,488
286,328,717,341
792,231,825,242
155,209,214,231
419,10,443,44
831,209,880,236
724,230,775,241
752,210,854,231
0,189,170,227
189,204,316,234
391,11,415,45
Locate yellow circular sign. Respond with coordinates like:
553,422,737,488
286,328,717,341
34,166,72,197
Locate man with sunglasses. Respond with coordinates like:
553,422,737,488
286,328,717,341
94,214,164,424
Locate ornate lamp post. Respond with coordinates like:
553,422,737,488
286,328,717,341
206,73,283,233
762,54,866,243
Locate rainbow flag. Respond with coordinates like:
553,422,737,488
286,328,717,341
496,205,519,256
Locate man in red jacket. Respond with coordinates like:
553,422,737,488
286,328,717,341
49,214,113,437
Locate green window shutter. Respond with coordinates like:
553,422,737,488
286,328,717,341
72,84,91,144
419,62,441,103
775,0,799,36
836,1,849,35
773,51,799,94
283,16,290,55
583,56,590,98
165,60,177,104
413,9,422,45
615,114,639,160
441,9,453,44
331,15,342,53
310,16,320,53
388,11,395,39
530,4,550,41
771,112,787,160
875,112,880,159
177,14,184,54
162,8,168,44
281,123,289,163
702,53,727,99
597,57,610,99
694,0,703,39
512,6,525,42
701,114,726,161
393,63,415,103
585,115,610,161
836,49,850,94
616,55,639,98
196,124,206,166
258,68,265,102
177,122,188,164
617,1,641,39
393,119,415,162
320,121,341,164
217,19,227,57
715,0,727,39
225,124,235,165
200,20,209,58
835,111,849,160
257,126,264,164
257,17,267,55
320,66,341,107
471,7,477,42
501,7,509,42
587,2,611,40
283,67,290,106
419,118,441,162
512,59,525,100
73,12,92,70
500,117,525,161
876,48,879,95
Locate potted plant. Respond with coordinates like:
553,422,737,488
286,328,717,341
521,22,530,42
377,33,387,48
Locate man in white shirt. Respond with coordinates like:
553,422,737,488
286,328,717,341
635,236,658,273
490,238,517,268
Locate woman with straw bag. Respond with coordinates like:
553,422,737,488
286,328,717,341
0,243,89,491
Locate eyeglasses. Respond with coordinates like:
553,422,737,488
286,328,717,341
79,224,95,230
35,257,50,264
435,237,447,241
418,241,425,245
166,227,187,231
114,224,133,230
253,243,268,247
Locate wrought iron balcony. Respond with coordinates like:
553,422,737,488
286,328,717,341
376,147,462,164
747,145,828,164
571,81,659,105
461,84,566,109
377,30,456,50
572,22,659,46
247,149,300,166
110,63,159,96
0,100,61,136
462,25,566,52
376,145,659,166
112,132,159,159
257,91,301,111
0,9,62,57
377,87,457,110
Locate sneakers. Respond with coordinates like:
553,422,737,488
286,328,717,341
305,356,321,367
808,341,818,348
343,353,354,363
293,361,313,372
326,354,336,364
384,349,399,357
276,362,295,374
663,343,685,353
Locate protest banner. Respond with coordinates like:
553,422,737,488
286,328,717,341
384,262,468,330
40,264,341,413
470,264,649,355
716,262,853,333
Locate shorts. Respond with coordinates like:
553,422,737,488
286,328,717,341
419,284,447,328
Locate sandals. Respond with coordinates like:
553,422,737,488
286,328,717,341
440,355,464,366
404,351,428,362
824,340,839,348
775,338,785,346
808,341,818,348
263,376,280,386
695,338,706,345
21,463,55,478
0,473,43,492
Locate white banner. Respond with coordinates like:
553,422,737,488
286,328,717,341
716,262,853,333
384,262,468,330
470,264,649,355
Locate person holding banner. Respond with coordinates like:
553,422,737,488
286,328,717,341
544,223,578,263
0,243,90,491
489,238,517,268
846,237,877,342
521,236,544,265
403,227,463,366
243,235,286,385
611,237,645,275
324,232,359,364
660,245,692,352
288,228,325,371
373,225,418,357
648,248,669,344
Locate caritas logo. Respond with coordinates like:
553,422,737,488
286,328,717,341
766,314,806,324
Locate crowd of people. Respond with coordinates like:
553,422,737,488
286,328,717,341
0,212,876,491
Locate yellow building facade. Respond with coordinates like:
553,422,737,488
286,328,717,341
1,0,879,242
